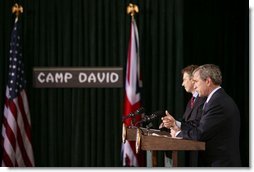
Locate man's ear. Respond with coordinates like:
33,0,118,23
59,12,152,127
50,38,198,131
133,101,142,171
206,77,212,86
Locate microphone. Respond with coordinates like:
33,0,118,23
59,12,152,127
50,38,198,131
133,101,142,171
122,107,145,121
136,111,165,125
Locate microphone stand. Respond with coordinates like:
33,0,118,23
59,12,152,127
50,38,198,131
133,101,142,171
130,117,136,128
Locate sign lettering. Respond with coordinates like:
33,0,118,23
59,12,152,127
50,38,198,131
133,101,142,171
33,67,123,88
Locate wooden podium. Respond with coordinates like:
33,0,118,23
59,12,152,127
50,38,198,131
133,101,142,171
124,127,205,167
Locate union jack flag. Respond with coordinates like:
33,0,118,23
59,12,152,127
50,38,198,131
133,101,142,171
121,17,145,167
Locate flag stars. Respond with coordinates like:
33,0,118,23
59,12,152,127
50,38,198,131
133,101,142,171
6,19,27,100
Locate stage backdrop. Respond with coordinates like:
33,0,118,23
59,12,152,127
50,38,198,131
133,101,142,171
0,0,249,167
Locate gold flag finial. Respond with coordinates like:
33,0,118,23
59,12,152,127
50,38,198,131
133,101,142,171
127,3,139,17
12,3,23,17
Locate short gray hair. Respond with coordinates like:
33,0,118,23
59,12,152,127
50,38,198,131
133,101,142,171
194,64,222,85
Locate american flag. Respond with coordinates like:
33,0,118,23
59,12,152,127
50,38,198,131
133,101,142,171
1,17,34,167
122,17,145,167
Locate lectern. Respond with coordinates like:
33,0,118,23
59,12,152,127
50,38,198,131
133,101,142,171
123,127,205,167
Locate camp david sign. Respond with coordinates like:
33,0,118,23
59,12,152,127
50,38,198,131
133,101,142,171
33,67,123,88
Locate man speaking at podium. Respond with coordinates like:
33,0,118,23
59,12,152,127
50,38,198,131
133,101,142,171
178,65,206,129
160,65,206,166
162,64,241,167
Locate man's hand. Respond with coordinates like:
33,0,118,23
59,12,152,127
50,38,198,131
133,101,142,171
170,128,177,138
161,111,180,131
161,110,176,129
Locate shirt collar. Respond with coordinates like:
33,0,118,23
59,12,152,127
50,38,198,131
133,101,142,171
192,91,199,98
206,86,221,103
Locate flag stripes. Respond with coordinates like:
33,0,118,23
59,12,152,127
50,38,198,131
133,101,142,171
2,90,34,166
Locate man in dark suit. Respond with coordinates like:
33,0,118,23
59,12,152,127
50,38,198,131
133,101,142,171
164,64,241,167
160,65,206,166
180,65,206,129
161,65,206,129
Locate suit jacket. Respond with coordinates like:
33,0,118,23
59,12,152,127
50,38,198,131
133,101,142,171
179,88,241,167
180,96,206,167
181,96,206,129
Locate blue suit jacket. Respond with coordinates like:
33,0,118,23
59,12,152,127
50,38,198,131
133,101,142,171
179,88,241,167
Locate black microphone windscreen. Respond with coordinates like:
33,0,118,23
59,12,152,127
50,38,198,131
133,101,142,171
153,111,165,118
135,107,145,115
143,111,165,122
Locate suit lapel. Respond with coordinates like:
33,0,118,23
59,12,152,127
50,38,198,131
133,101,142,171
183,98,194,121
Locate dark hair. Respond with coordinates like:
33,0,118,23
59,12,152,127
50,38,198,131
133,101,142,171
194,64,222,85
181,65,199,78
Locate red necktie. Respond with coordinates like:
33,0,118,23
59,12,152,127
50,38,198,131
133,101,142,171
191,96,195,109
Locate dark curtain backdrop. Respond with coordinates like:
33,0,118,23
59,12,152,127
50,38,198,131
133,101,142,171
0,0,249,167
